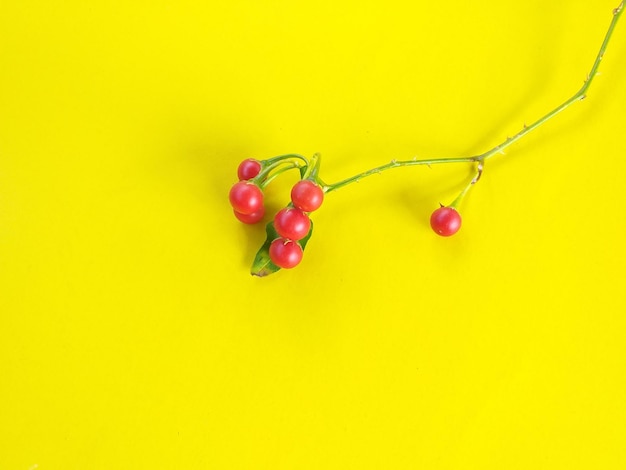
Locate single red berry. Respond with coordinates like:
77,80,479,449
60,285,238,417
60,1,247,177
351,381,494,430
291,180,324,212
273,208,311,241
269,238,303,269
233,206,265,224
430,206,462,236
229,181,264,215
237,158,262,180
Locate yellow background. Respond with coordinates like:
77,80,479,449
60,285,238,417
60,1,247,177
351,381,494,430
1,1,625,468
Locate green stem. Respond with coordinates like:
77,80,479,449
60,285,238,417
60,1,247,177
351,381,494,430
263,153,309,166
258,161,303,189
322,2,623,194
449,165,482,209
302,153,322,181
476,1,624,161
323,157,478,193
255,157,306,186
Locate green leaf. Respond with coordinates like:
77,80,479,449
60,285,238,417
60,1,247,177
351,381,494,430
298,165,307,179
250,220,314,277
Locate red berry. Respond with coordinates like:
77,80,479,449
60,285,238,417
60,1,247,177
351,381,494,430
269,238,303,269
430,206,462,236
291,180,324,212
273,208,311,241
233,206,265,224
237,158,262,180
229,181,263,215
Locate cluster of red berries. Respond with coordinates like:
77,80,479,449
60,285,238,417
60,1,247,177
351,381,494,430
229,155,466,275
229,158,325,269
229,159,265,223
270,179,324,269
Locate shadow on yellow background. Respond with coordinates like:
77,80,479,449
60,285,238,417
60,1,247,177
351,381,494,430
1,1,625,468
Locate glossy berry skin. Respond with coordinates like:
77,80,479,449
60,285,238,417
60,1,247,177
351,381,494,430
269,238,303,269
273,208,311,241
430,206,462,237
233,207,265,224
237,158,262,180
229,181,263,215
291,180,324,212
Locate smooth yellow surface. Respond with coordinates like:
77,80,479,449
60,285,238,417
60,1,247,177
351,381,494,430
1,1,626,468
